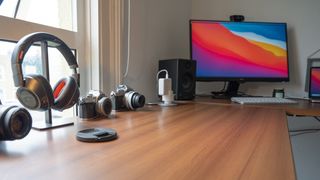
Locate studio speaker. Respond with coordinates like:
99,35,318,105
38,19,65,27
158,59,196,100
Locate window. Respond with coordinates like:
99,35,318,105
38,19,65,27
0,40,74,118
0,0,123,121
0,65,4,80
0,0,76,31
0,41,15,100
0,0,86,120
0,89,4,97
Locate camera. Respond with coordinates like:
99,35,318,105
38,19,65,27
110,85,145,111
0,100,32,141
78,90,112,119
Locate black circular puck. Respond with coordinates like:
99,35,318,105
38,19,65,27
76,128,118,142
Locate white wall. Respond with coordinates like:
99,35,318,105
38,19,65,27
123,0,191,102
125,0,320,101
192,0,320,98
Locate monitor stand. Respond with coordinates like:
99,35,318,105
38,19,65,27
211,81,240,99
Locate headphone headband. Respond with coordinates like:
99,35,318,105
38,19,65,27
11,32,78,87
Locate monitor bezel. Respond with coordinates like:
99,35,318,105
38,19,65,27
309,67,320,100
189,19,290,82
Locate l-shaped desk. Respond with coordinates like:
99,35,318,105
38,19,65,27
1,98,318,180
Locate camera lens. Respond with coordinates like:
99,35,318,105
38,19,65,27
96,97,112,116
124,91,145,110
131,93,145,109
3,107,32,140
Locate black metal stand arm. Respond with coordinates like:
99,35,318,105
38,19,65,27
32,41,74,130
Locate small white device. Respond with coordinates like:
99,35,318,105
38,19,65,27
157,69,177,106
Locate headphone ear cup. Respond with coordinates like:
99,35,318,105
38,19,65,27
16,75,54,111
52,76,79,111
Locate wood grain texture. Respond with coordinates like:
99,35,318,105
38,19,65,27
0,103,295,180
195,96,320,116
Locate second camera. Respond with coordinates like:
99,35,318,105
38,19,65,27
110,85,145,111
78,90,112,119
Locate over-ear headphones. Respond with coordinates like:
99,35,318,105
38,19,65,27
11,32,80,111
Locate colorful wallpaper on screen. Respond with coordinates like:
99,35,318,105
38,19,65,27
191,21,289,78
310,68,320,97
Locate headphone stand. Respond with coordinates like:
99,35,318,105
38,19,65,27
32,109,74,131
31,41,74,131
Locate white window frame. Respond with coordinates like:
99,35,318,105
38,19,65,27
0,65,4,81
0,88,4,97
0,0,88,95
0,0,124,97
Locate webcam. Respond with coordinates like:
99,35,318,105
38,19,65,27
230,15,245,22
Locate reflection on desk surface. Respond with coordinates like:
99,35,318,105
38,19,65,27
195,96,320,116
0,103,295,180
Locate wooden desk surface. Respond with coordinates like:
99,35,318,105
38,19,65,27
195,96,320,116
0,103,295,180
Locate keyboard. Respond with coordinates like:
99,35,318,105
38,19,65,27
231,97,298,104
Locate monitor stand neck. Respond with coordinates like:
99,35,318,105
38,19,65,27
211,81,240,99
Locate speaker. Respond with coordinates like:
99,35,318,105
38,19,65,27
158,59,196,100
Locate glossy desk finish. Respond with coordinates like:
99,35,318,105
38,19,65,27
195,97,320,116
0,103,295,180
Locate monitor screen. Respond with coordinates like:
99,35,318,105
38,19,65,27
190,20,289,82
309,67,320,99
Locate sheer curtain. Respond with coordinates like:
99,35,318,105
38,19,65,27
88,0,125,94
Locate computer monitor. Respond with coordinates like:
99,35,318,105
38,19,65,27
305,58,320,92
309,67,320,102
190,20,289,97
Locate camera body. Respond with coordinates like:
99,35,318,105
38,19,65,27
110,85,145,111
78,90,112,119
0,100,32,141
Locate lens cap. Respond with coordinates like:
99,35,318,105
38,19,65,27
76,128,117,142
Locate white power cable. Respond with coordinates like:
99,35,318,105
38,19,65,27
123,0,131,82
156,69,169,80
